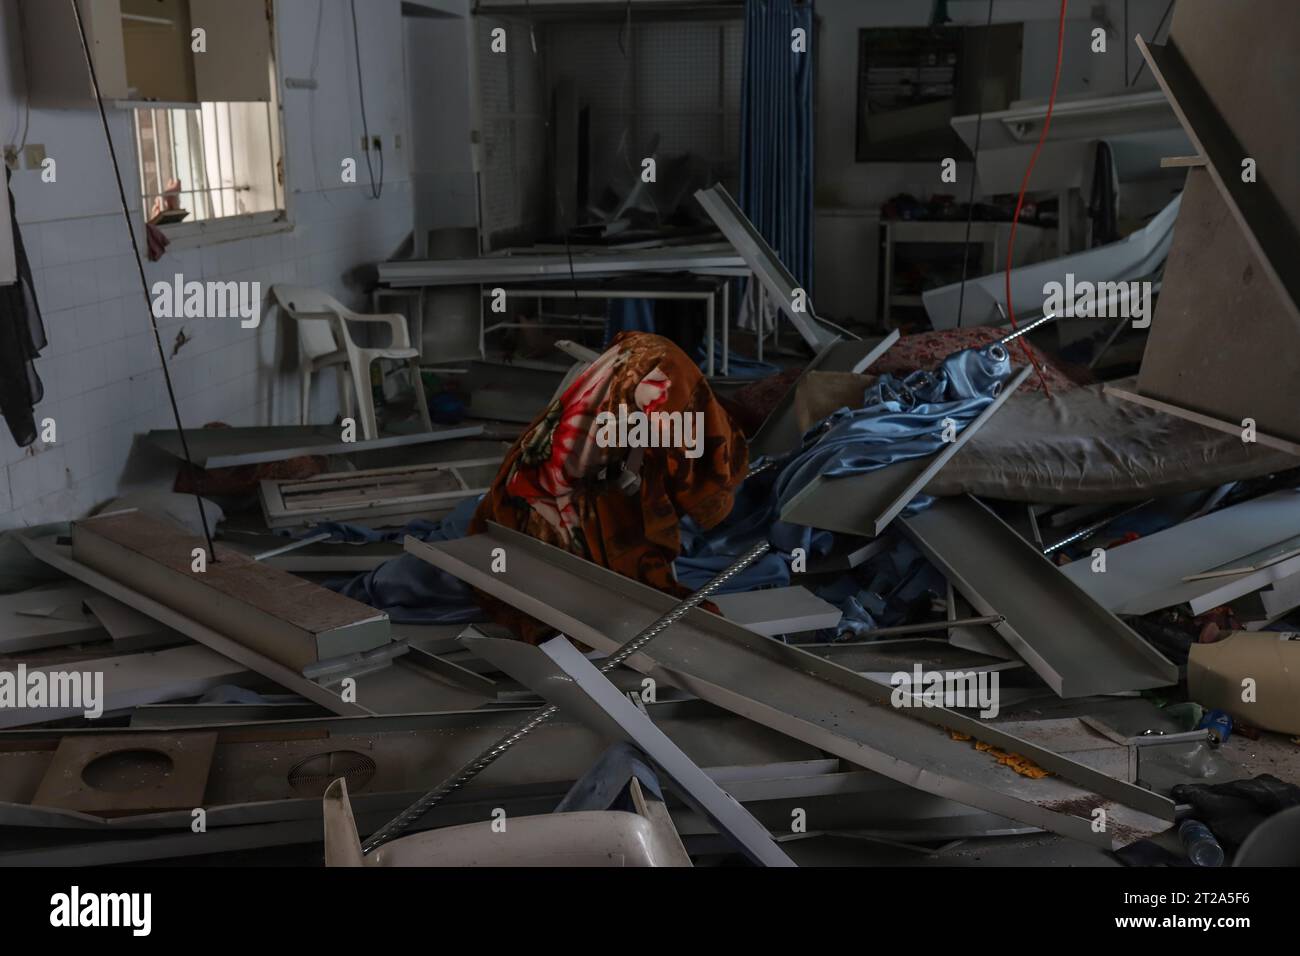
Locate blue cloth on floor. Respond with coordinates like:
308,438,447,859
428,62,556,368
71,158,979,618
327,497,488,624
803,540,945,642
307,493,479,545
675,549,792,592
812,574,880,640
554,742,665,813
307,516,462,545
673,466,805,593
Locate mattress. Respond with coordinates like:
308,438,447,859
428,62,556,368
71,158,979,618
927,379,1298,502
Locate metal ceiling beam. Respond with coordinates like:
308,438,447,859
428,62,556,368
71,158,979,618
1058,489,1300,616
406,524,1175,848
694,184,839,352
16,534,510,720
376,246,746,288
145,424,486,470
465,631,795,866
780,365,1031,537
901,497,1179,698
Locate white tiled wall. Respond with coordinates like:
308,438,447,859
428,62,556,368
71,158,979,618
0,0,417,530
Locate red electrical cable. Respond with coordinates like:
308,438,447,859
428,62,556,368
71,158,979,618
1004,0,1070,398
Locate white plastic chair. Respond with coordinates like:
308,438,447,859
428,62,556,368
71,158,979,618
272,285,433,441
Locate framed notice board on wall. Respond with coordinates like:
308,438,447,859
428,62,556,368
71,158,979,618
855,24,1022,163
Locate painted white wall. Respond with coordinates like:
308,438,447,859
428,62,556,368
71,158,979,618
0,0,417,529
812,0,1169,324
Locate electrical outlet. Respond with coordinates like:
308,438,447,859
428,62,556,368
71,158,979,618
23,144,47,169
371,135,382,151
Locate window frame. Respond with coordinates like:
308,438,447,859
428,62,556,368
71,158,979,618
121,3,291,248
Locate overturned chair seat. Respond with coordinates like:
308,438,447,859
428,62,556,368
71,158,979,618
323,777,692,867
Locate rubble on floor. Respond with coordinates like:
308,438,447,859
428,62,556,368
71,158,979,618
3,319,1298,870
3,167,1299,872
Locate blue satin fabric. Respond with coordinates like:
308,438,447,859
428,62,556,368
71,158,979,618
769,344,1010,556
723,345,1011,638
675,466,796,592
328,497,487,625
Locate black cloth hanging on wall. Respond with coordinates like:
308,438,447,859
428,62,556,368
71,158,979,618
1088,140,1121,248
0,168,47,448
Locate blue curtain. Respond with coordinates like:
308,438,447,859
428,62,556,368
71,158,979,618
740,0,815,293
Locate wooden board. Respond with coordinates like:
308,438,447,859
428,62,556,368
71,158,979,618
1165,0,1300,314
1137,29,1298,326
189,0,271,102
71,512,390,671
34,732,217,816
18,534,372,718
1134,168,1300,444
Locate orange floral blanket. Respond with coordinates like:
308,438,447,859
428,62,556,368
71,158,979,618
470,332,748,642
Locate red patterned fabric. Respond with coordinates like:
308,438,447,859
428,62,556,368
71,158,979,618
471,332,748,642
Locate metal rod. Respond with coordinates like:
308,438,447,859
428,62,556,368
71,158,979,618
210,105,226,217
151,109,165,205
225,102,237,213
1131,729,1215,748
66,0,218,564
789,615,1004,646
997,308,1063,346
360,537,773,854
134,111,150,211
251,531,332,562
1042,499,1153,555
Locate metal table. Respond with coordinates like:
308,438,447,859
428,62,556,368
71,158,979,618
479,275,733,376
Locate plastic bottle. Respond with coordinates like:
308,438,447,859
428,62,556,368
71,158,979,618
1179,819,1225,867
1198,709,1233,745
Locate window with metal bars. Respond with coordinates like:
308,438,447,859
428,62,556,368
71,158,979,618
133,101,283,226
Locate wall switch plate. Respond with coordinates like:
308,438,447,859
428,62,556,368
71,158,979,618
23,144,47,169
